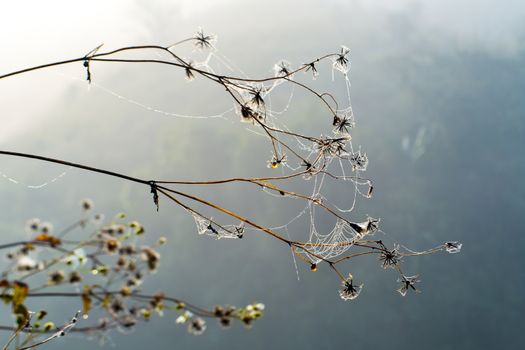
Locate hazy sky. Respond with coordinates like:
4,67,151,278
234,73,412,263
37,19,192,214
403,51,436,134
2,0,524,140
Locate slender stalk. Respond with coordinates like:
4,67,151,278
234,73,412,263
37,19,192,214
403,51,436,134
0,151,148,186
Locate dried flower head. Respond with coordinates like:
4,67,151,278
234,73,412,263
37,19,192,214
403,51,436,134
105,238,120,254
69,271,82,284
267,154,286,169
349,150,369,171
48,270,65,285
333,109,355,135
193,29,216,50
185,61,195,81
379,245,402,269
141,247,160,271
304,62,319,79
397,275,421,296
40,222,53,234
333,45,350,74
239,104,263,123
339,275,363,301
219,317,231,328
249,85,266,107
349,216,380,236
316,137,349,158
43,322,55,332
80,198,94,211
444,241,463,254
26,218,40,232
111,298,126,314
187,317,206,335
274,60,292,78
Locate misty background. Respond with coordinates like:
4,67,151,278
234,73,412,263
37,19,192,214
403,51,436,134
1,0,524,349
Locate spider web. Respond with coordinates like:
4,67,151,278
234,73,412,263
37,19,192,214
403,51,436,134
5,33,376,267
130,38,375,265
190,211,244,240
0,167,72,189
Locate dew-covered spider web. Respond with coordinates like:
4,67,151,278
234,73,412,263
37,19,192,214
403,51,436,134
0,167,72,189
86,34,377,268
2,31,386,269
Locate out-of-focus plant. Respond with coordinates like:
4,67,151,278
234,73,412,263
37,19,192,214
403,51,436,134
1,200,263,349
0,29,461,348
